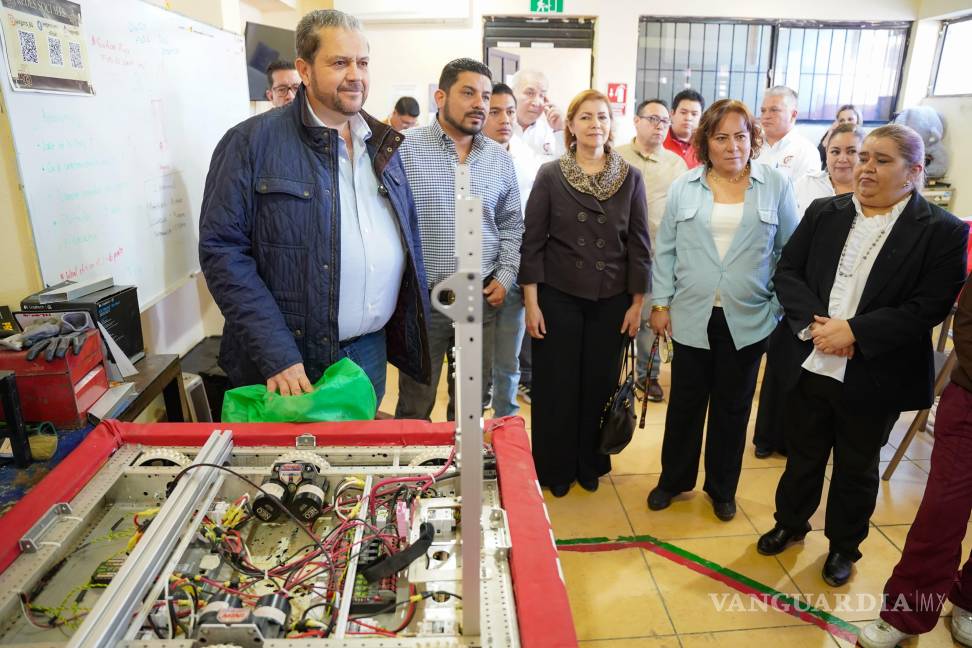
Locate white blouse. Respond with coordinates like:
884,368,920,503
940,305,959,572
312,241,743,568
793,170,835,218
710,202,744,307
801,194,910,382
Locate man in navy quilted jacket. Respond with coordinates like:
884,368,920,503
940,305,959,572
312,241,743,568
199,9,431,410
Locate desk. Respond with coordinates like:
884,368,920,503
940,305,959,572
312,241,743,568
119,355,190,422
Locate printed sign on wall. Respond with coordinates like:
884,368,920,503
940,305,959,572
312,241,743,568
607,82,627,116
0,0,93,94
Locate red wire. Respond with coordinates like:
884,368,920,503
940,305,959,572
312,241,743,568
348,620,397,637
392,584,419,633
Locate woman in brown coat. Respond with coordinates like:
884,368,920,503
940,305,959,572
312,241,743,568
519,89,652,497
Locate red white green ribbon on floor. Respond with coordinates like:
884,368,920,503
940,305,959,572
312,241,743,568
557,534,861,643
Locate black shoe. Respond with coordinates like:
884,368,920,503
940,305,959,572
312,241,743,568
757,524,809,555
578,476,599,492
647,487,675,511
753,446,773,459
754,445,773,459
712,499,736,521
549,483,571,498
822,551,854,587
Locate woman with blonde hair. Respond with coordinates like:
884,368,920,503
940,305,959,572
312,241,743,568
520,89,651,497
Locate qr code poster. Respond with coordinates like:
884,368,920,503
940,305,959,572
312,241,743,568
0,0,92,94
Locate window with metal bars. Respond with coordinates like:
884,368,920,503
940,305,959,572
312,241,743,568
636,18,910,122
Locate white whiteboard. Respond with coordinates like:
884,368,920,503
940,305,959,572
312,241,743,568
0,0,249,308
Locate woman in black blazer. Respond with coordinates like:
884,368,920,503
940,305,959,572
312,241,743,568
519,89,651,498
756,125,969,587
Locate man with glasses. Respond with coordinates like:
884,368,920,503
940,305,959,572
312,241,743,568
617,99,687,402
387,95,420,131
265,60,301,108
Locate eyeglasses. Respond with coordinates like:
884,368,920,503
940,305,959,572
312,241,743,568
638,115,671,128
272,83,301,97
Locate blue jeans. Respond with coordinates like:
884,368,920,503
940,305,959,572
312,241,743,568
396,294,498,421
492,284,526,417
637,298,661,381
339,329,386,412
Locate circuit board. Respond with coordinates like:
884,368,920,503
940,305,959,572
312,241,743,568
0,438,518,647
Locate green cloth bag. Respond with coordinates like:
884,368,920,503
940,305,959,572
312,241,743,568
220,357,376,423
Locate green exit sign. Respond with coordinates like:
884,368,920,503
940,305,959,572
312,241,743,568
531,0,563,13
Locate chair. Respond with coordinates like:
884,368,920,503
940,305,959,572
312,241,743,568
882,304,957,480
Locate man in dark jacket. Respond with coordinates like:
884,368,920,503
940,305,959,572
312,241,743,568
199,9,431,408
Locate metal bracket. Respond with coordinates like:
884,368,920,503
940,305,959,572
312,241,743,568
429,164,484,638
483,507,512,559
68,429,234,648
19,502,72,552
295,433,316,448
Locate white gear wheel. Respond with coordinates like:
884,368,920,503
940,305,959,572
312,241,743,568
273,450,329,471
133,448,191,468
408,449,452,467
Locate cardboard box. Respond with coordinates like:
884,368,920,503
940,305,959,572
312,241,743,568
0,330,109,428
21,284,144,362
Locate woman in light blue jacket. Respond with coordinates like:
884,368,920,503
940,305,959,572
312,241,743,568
647,99,799,521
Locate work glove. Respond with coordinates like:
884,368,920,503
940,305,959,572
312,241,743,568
0,321,61,351
25,331,89,362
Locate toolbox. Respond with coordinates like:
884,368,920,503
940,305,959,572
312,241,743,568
0,330,109,428
21,284,144,362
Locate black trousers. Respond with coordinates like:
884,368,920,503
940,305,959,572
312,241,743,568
658,308,767,503
753,321,789,454
531,285,630,486
774,370,899,560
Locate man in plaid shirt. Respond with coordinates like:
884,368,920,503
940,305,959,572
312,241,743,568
395,58,523,421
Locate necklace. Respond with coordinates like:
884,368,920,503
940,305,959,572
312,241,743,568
836,216,892,278
708,163,750,184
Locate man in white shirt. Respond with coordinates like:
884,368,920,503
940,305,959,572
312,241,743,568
616,99,687,402
510,69,565,162
756,86,819,180
483,82,541,416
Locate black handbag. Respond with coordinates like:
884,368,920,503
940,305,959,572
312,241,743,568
598,337,640,455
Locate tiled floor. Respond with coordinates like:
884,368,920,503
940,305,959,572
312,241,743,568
380,362,970,647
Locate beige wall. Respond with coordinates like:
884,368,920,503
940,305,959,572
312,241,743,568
899,2,972,217
924,95,972,216
0,100,41,308
919,0,972,19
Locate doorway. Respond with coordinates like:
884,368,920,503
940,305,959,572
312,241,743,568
483,16,596,113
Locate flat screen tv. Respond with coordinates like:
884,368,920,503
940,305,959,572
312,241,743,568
244,22,297,101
